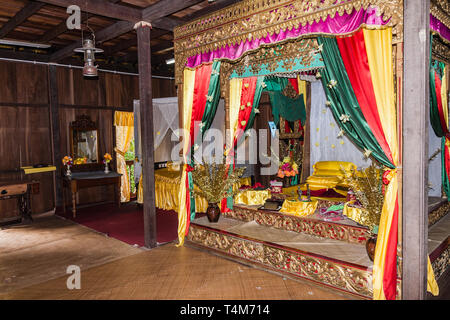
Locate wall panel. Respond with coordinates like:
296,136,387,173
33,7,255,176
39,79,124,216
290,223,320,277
0,59,174,220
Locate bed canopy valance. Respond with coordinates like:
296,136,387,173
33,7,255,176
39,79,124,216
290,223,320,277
173,0,449,300
174,0,405,84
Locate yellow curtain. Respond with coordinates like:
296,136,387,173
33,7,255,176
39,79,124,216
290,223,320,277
115,124,134,203
137,174,143,204
114,111,134,127
363,28,438,298
227,78,243,154
177,68,196,246
297,78,307,106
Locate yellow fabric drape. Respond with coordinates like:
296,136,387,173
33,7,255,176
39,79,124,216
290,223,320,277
279,199,318,217
147,169,249,212
227,78,243,153
115,124,134,203
177,68,196,247
234,189,271,206
363,28,438,298
297,78,307,106
114,111,134,127
137,174,143,204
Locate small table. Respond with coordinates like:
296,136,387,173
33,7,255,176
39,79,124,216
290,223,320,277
62,171,122,218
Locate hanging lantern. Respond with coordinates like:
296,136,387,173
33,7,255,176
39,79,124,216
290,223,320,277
74,38,103,77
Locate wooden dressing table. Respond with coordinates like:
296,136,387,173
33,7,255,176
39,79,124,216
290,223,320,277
62,114,121,217
61,167,121,218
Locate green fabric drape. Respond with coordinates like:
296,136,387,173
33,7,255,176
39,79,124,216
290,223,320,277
317,36,394,169
201,61,222,137
263,77,307,127
441,138,450,197
428,35,450,198
429,34,445,138
430,61,444,137
269,91,306,126
189,60,222,220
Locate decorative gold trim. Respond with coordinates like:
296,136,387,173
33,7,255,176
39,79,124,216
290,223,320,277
431,0,450,31
231,205,372,244
432,35,450,64
431,245,450,280
187,223,374,298
428,201,450,227
174,0,403,84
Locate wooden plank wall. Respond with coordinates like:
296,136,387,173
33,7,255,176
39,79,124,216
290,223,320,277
0,60,176,219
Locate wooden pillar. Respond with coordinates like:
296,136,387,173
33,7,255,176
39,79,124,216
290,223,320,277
402,0,430,300
136,22,157,248
47,64,62,208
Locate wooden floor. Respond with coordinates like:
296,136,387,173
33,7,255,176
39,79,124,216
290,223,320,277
0,242,357,300
0,214,142,293
1,213,447,300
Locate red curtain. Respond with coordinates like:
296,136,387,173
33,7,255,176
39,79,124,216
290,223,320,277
336,30,393,164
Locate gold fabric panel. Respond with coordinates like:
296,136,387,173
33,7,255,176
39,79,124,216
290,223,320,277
114,111,134,127
140,168,251,213
234,189,271,206
279,199,318,217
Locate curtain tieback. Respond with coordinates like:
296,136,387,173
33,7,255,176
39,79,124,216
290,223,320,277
382,168,397,185
445,137,450,148
114,147,126,158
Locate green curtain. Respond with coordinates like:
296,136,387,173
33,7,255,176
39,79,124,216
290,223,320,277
441,138,450,198
201,61,222,137
189,60,222,220
268,91,306,126
428,35,450,198
317,36,394,169
429,61,445,137
263,77,306,127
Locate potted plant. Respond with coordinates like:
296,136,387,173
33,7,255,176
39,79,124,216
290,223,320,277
341,163,385,261
191,160,246,222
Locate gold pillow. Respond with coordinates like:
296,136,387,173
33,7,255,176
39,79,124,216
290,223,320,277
313,161,356,175
167,161,181,172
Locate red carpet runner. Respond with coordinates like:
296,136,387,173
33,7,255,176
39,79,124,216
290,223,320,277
56,203,179,247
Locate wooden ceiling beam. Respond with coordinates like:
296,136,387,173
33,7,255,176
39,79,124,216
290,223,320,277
50,20,134,62
37,0,123,43
0,2,46,38
36,0,142,22
142,0,204,22
181,0,242,22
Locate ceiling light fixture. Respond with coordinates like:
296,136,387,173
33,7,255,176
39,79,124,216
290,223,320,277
73,16,103,77
165,58,175,65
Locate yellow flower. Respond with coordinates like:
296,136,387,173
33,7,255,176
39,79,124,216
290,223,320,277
104,153,112,162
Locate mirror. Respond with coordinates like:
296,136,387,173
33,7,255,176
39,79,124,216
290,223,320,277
70,115,99,164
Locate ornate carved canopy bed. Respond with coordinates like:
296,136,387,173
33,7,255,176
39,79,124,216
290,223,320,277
172,0,450,299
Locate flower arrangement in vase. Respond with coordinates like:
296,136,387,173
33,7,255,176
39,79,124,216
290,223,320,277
62,156,73,176
341,162,385,261
103,153,112,173
191,159,245,222
74,157,87,165
277,156,299,186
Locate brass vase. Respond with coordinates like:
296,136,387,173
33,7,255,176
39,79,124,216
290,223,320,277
366,234,378,262
206,203,221,223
